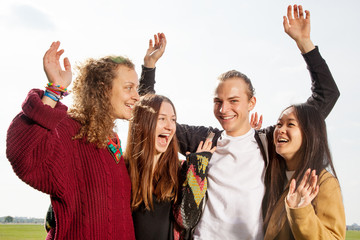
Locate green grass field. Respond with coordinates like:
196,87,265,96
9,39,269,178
0,225,47,240
0,224,359,239
347,230,360,240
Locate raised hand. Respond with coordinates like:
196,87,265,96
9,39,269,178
196,138,216,154
43,41,72,88
250,112,263,130
143,33,167,68
283,5,315,53
186,137,216,156
286,168,319,208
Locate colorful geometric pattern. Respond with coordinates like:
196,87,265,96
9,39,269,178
183,164,207,207
107,133,123,164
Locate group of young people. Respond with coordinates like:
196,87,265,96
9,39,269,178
6,4,345,240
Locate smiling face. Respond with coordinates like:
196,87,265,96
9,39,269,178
110,66,140,120
213,77,256,137
155,101,176,154
274,107,303,170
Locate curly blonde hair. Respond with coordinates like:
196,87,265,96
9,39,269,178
68,56,134,148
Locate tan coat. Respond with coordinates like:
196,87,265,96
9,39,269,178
264,170,346,240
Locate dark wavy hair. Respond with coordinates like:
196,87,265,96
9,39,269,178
68,56,134,148
124,94,180,210
263,103,338,230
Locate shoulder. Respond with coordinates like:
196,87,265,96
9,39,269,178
318,170,339,188
314,170,342,203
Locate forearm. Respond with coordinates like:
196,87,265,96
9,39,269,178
303,47,340,118
296,38,315,54
138,65,156,96
6,89,68,196
173,152,212,230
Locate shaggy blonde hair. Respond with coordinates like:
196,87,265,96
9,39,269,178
68,56,134,148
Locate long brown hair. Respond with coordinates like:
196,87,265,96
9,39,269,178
68,56,134,148
125,94,180,210
263,103,338,230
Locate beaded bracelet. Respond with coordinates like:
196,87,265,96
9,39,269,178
44,90,60,102
45,83,69,99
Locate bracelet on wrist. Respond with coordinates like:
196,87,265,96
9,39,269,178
45,83,69,99
44,90,60,102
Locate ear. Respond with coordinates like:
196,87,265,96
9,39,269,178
248,96,256,111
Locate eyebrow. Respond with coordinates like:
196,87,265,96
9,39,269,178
214,96,241,100
278,118,298,122
124,82,137,85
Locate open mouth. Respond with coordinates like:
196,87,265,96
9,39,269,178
125,103,134,110
158,134,170,146
277,138,289,144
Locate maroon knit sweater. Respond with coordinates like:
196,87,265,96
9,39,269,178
6,89,135,240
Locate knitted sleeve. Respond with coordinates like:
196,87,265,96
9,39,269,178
173,151,212,233
286,172,346,239
6,89,69,197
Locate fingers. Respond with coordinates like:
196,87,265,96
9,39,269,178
305,10,310,20
287,5,293,20
196,138,216,153
310,185,319,199
44,41,63,63
63,57,71,72
159,33,167,49
298,168,311,190
154,34,159,46
283,16,289,33
293,4,299,19
148,39,153,48
258,115,263,127
196,141,204,152
309,170,318,192
253,112,258,124
56,49,64,61
288,179,296,195
298,5,304,19
250,112,257,126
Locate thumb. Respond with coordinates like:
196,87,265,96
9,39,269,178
63,57,71,72
283,16,289,33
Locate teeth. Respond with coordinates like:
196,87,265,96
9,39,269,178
126,104,134,109
278,138,288,143
222,116,234,120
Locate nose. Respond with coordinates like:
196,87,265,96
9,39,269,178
164,119,175,131
133,89,140,101
278,125,286,134
219,102,230,114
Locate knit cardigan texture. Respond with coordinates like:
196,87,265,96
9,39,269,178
6,89,135,240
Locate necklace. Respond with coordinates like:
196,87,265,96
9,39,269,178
107,133,123,164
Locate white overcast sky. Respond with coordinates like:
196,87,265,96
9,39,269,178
1,0,359,225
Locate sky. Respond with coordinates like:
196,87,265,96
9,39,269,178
1,0,359,226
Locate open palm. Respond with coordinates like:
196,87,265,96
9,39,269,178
286,169,319,208
43,41,72,88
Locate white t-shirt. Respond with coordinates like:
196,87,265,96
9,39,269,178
194,129,265,240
